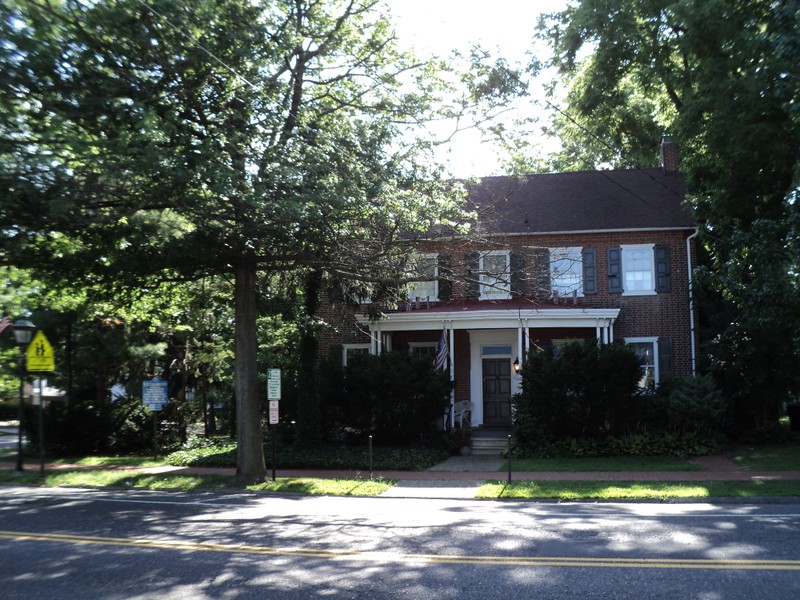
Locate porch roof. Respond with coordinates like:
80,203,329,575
356,304,620,332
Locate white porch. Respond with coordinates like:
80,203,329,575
356,307,620,429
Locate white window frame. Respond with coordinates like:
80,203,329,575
342,344,371,367
621,244,656,296
408,342,437,358
479,250,511,300
407,253,439,302
550,247,583,298
625,337,659,389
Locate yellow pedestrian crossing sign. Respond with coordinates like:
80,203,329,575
27,331,55,372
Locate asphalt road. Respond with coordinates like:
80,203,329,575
1,486,799,599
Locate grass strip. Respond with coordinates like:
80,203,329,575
0,468,392,497
477,479,800,500
501,456,702,472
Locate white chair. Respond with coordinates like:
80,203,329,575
444,401,472,430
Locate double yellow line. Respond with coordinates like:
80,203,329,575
2,530,799,571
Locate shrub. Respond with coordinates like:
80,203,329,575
513,341,643,448
0,400,17,421
654,374,729,437
322,351,451,445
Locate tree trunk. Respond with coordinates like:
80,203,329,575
234,253,267,483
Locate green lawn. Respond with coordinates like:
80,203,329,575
477,479,800,500
0,468,392,496
733,444,800,471
502,455,702,472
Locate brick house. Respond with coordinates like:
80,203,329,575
320,139,697,431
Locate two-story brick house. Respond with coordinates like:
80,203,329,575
320,139,697,430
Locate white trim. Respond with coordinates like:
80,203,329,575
550,246,584,298
342,344,370,367
407,253,439,302
479,250,511,300
621,243,656,296
408,227,697,244
686,229,698,375
357,308,620,332
469,330,520,426
624,336,659,388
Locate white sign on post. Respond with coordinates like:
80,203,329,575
269,400,279,425
267,368,281,400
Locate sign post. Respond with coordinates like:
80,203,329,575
142,378,169,458
267,369,281,481
26,331,55,477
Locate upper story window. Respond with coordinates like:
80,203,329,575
609,244,670,295
622,244,655,295
407,254,438,301
480,251,511,299
550,247,583,297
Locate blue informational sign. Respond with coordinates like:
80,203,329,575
142,378,169,412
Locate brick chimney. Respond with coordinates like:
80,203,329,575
660,135,679,173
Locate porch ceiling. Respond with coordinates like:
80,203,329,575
356,307,620,332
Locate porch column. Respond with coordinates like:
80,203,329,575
517,321,524,365
448,321,455,428
609,319,615,343
603,321,609,345
596,320,602,345
524,319,530,355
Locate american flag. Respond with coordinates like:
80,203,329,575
433,328,448,371
0,312,10,336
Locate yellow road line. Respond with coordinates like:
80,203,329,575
2,530,799,571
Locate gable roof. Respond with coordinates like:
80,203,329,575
466,168,695,235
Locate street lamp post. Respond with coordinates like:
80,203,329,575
13,319,35,472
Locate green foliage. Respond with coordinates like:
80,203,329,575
322,351,451,444
1,0,485,482
24,395,197,456
166,440,449,471
513,341,643,445
535,0,800,433
654,374,729,437
0,400,16,421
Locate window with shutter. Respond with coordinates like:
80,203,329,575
465,251,480,298
550,247,583,297
438,254,453,301
582,249,597,294
510,252,525,296
608,247,623,293
655,245,671,292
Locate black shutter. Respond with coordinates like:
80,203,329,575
608,247,623,293
655,245,671,293
532,248,550,298
658,337,673,382
510,251,525,296
438,254,452,301
582,248,597,294
465,251,480,298
329,344,344,367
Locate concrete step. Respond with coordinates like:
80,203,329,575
470,436,513,456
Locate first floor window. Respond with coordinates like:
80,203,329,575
409,342,437,359
342,344,370,367
625,337,658,390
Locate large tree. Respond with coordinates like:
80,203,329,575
534,0,800,430
0,0,505,481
